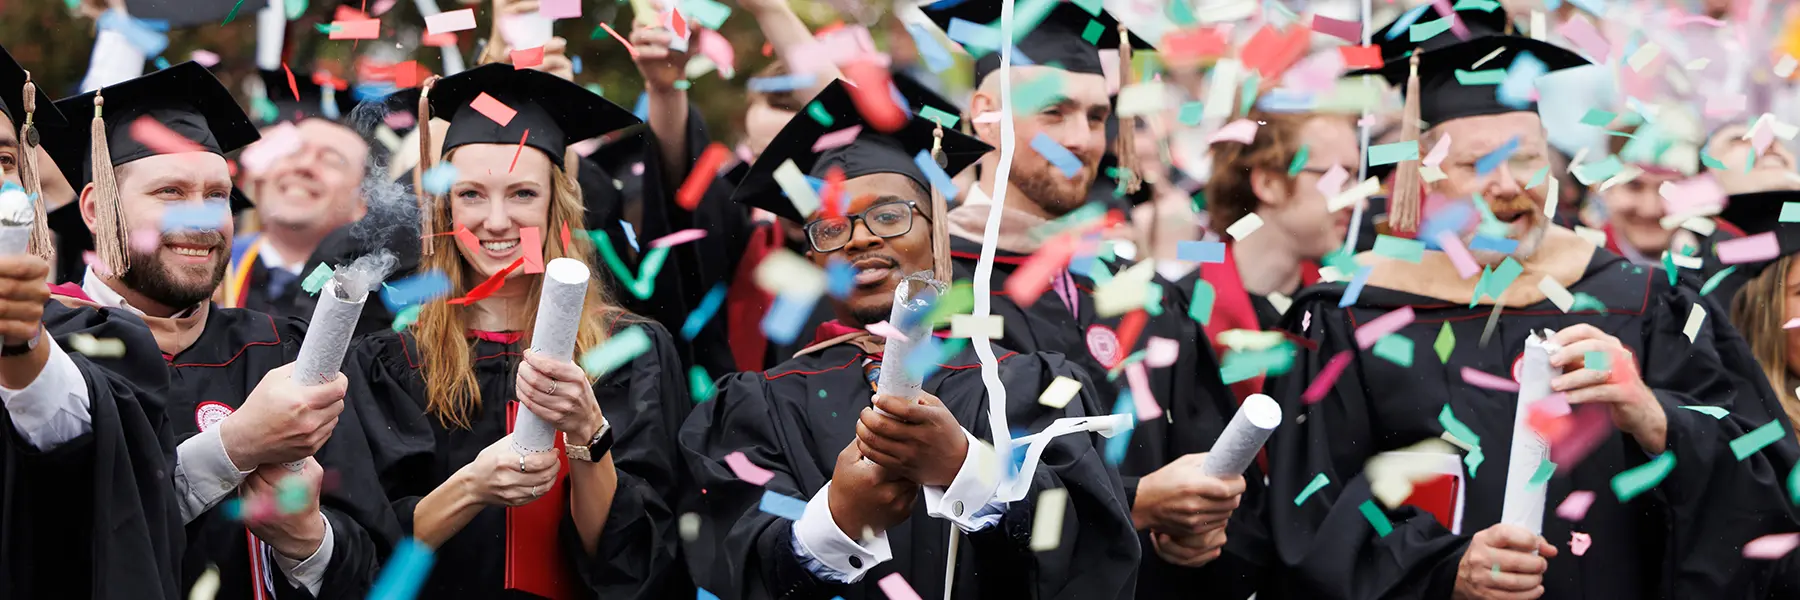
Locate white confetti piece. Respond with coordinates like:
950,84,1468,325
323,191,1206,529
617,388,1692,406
1094,260,1157,317
1038,376,1082,409
753,250,825,298
1574,226,1608,248
68,333,126,357
1029,488,1070,551
949,314,1005,339
1538,277,1574,312
1683,304,1706,343
1777,55,1799,79
1668,252,1703,270
1203,59,1242,120
1626,43,1661,73
1146,336,1180,367
1327,177,1381,212
1679,217,1716,236
1116,81,1168,117
188,566,220,600
1529,11,1546,41
1744,533,1800,559
1266,291,1292,315
1419,165,1447,183
679,513,701,542
1685,58,1711,71
772,160,821,217
1226,213,1264,240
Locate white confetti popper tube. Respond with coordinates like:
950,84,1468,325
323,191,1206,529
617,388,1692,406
0,225,29,256
0,185,33,255
285,276,368,469
1501,334,1558,535
511,258,589,454
874,274,946,402
1201,393,1282,477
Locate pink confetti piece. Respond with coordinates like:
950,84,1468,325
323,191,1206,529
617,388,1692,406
328,18,381,40
239,122,302,174
1461,367,1521,392
1535,392,1572,419
1556,490,1596,521
650,229,708,248
697,29,736,77
1556,16,1611,61
520,227,544,274
469,93,518,127
1435,231,1481,279
1128,362,1162,421
511,46,545,69
1744,533,1800,559
1666,11,1726,28
190,50,221,67
130,116,206,155
632,162,646,176
383,111,416,130
1783,318,1800,329
369,0,399,16
974,111,1003,124
1302,351,1353,404
1716,232,1781,264
1570,532,1592,556
1316,164,1348,198
811,125,865,153
597,22,640,59
1422,133,1452,168
539,0,582,19
1207,119,1261,145
866,320,909,343
723,451,775,485
131,229,162,253
1354,306,1415,350
878,573,923,600
1310,14,1361,43
1705,93,1747,119
1750,122,1778,154
425,9,477,35
1145,336,1179,368
1658,173,1726,216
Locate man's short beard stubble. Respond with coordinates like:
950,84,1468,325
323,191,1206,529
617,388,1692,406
1013,157,1094,217
121,232,230,310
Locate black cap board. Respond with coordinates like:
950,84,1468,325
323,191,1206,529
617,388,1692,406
405,63,638,165
1354,5,1589,126
891,70,962,118
120,0,270,29
1710,191,1800,280
0,44,66,131
922,0,1153,86
260,68,334,124
730,79,993,223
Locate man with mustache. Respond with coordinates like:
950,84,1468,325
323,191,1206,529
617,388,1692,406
680,80,1139,599
1261,13,1799,599
33,63,396,599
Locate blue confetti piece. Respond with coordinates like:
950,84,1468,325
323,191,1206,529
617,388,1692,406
153,56,171,70
761,292,817,345
1418,203,1476,251
913,150,960,200
633,91,649,121
421,163,458,195
946,17,1002,53
160,201,229,232
1030,133,1083,178
746,74,819,93
353,82,398,102
1469,235,1518,254
99,9,170,56
907,23,955,73
758,489,808,520
698,589,721,600
1498,51,1546,110
1339,266,1373,307
1176,240,1227,263
1474,136,1519,176
381,270,453,313
826,257,856,299
1103,392,1135,466
572,55,583,75
321,88,341,120
368,538,436,600
1565,0,1604,16
904,334,946,382
620,221,640,252
681,284,726,340
1385,4,1433,40
889,83,914,121
1255,89,1315,112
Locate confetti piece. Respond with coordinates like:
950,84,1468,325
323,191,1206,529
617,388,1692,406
1570,531,1592,556
687,365,716,403
1327,178,1380,213
1497,51,1546,109
300,263,335,296
1372,334,1414,367
912,150,960,201
1610,451,1674,502
596,22,639,59
188,565,220,600
1226,214,1265,240
329,18,380,40
1315,164,1348,197
1368,141,1420,166
757,489,807,520
511,46,545,69
1301,350,1353,404
1033,375,1084,410
772,160,821,218
1027,487,1070,551
1294,473,1331,505
1434,323,1455,363
1680,405,1728,419
811,125,864,153
1455,69,1507,85
949,314,1005,339
679,284,726,341
761,293,818,345
539,0,580,19
724,451,775,485
1683,304,1706,343
1311,15,1360,43
1474,136,1519,176
1374,235,1425,263
1462,367,1520,392
1731,419,1787,461
469,93,517,127
1578,109,1616,128
161,203,230,232
1556,16,1610,60
1557,490,1595,521
425,9,477,34
649,229,707,250
1744,533,1800,559
1287,145,1311,177
67,333,126,358
1439,404,1485,475
580,326,652,377
240,122,302,173
390,305,423,332
369,538,436,600
675,143,729,211
1339,266,1373,308
1626,42,1661,73
1189,279,1216,325
1116,81,1167,118
1432,232,1481,280
131,117,206,155
1338,45,1384,70
1355,306,1416,349
1358,499,1394,536
1177,241,1227,263
1127,362,1161,421
878,573,923,600
1537,277,1574,312
1207,119,1261,145
1716,232,1781,265
1031,133,1083,178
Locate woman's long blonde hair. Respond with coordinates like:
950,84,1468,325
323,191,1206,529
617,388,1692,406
1729,255,1800,441
413,146,623,429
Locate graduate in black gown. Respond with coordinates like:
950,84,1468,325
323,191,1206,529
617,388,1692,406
681,80,1139,600
37,62,398,599
1260,19,1800,599
345,64,685,599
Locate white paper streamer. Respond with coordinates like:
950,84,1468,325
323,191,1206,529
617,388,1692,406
1502,333,1558,535
1201,394,1282,477
512,258,589,454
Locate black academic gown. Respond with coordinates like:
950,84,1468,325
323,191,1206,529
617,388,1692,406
346,317,687,599
1261,250,1800,599
158,307,397,600
679,337,1140,600
237,256,310,321
0,302,183,600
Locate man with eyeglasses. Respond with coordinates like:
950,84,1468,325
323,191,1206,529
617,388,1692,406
679,80,1140,600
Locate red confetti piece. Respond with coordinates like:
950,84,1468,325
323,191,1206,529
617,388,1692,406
675,142,729,211
1339,45,1385,70
470,92,517,127
560,222,572,254
281,61,300,102
597,23,639,59
1161,28,1229,63
511,46,545,69
130,116,207,154
333,4,368,20
507,129,529,173
452,224,481,255
520,226,545,274
329,18,381,40
1113,310,1148,369
421,31,458,47
818,166,846,217
1240,24,1313,80
840,60,907,134
1006,238,1076,306
1302,351,1353,404
447,257,527,305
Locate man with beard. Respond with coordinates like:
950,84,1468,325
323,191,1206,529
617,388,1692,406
919,3,1259,597
1260,19,1800,599
35,62,396,599
681,80,1140,600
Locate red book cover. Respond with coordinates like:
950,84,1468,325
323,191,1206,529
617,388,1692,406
506,403,580,600
1402,473,1461,531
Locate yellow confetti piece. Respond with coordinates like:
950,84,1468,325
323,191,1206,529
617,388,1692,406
68,333,126,357
1029,487,1069,551
188,565,220,600
1038,376,1083,409
1266,291,1292,315
1420,165,1447,183
949,314,1005,339
1627,43,1662,73
1094,260,1157,317
1574,225,1608,248
1538,277,1574,312
1116,81,1168,117
1327,177,1381,212
772,159,821,217
1683,304,1706,343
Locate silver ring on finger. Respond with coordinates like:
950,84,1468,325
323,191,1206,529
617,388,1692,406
517,455,526,473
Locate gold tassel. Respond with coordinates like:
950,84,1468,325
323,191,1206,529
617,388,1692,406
929,124,950,283
415,76,440,256
90,93,130,277
1112,23,1142,196
18,72,52,262
1389,50,1423,234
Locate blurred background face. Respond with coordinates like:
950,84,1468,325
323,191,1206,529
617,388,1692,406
255,119,369,233
806,172,933,327
974,66,1110,217
103,153,234,308
1785,263,1800,377
1705,124,1800,195
743,98,796,159
447,144,553,281
1257,116,1360,259
1428,112,1553,265
1596,170,1683,254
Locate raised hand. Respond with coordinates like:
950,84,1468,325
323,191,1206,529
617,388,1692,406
219,363,348,468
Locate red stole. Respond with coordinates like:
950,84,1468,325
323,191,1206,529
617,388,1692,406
1197,244,1319,402
727,222,783,371
504,401,578,599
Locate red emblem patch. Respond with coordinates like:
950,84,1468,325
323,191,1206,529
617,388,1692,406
1086,325,1121,368
195,401,233,433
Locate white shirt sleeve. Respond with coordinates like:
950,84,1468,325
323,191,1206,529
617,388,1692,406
789,481,893,583
922,428,1008,532
270,512,334,596
0,339,94,451
173,427,255,523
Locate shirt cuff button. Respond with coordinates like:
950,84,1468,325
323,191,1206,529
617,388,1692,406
848,556,863,569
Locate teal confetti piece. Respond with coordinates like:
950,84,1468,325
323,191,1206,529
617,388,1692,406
806,101,835,126
1731,420,1787,461
1781,202,1800,223
1570,292,1608,312
674,80,691,91
1289,145,1310,177
682,284,727,339
1189,279,1216,325
1358,499,1394,536
1016,70,1068,113
369,538,437,600
1611,451,1675,502
1527,458,1556,490
1701,151,1727,170
919,105,961,128
1454,69,1508,85
758,490,808,520
689,365,716,403
678,0,733,29
1295,473,1330,505
1700,266,1737,296
1451,0,1501,10
1340,266,1374,307
300,263,335,296
1439,404,1485,475
1008,0,1061,44
422,163,458,195
1144,281,1165,317
1368,141,1420,166
1584,350,1610,372
1578,108,1617,127
1484,258,1524,301
1662,250,1679,287
1238,72,1261,116
222,0,248,24
946,17,1003,52
1409,17,1454,42
1373,235,1426,263
1680,405,1729,419
1526,165,1550,189
1081,19,1105,45
1790,463,1800,505
1178,102,1205,126
390,304,423,333
580,326,653,377
1572,155,1625,184
1372,334,1414,367
275,473,312,514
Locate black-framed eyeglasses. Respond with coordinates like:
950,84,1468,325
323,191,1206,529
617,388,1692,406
804,200,927,253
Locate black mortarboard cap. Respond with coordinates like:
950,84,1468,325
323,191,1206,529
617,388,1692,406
0,44,65,131
923,0,1153,85
409,63,638,165
891,71,962,117
260,68,331,124
730,80,993,223
121,0,269,29
1354,4,1588,126
1710,191,1800,281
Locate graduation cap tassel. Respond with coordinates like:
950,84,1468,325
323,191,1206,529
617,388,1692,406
90,93,130,277
1389,50,1423,234
18,72,53,262
1112,23,1142,196
930,124,952,284
415,75,441,256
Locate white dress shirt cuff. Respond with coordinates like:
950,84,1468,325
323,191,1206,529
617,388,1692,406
174,428,255,523
1,339,94,451
271,512,334,596
923,429,1007,532
790,481,892,583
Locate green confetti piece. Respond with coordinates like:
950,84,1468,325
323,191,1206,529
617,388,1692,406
1178,102,1205,126
1731,419,1787,460
1451,0,1501,10
390,304,423,332
300,263,335,296
924,282,975,329
678,0,733,30
314,23,342,34
1358,500,1394,536
1189,279,1216,325
580,326,653,377
689,365,716,403
1481,258,1523,301
1781,202,1800,222
591,230,673,300
1680,405,1729,419
1008,0,1060,44
1611,451,1675,502
1700,266,1737,296
1368,141,1421,166
1288,145,1310,177
1373,235,1426,263
1790,463,1800,505
1081,19,1105,45
806,101,834,127
1578,108,1617,127
1439,404,1485,475
1238,73,1261,116
919,105,961,129
1572,155,1624,184
1016,71,1068,113
1584,350,1610,371
1372,334,1415,367
1295,473,1330,505
1434,323,1455,363
1409,17,1454,42
1070,0,1103,15
1700,151,1727,170
1454,69,1508,85
222,0,248,24
1527,458,1557,490
1526,165,1550,189
673,80,692,91
1570,292,1608,312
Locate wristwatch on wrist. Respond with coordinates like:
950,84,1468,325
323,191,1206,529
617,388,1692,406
1,325,41,357
564,418,614,462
